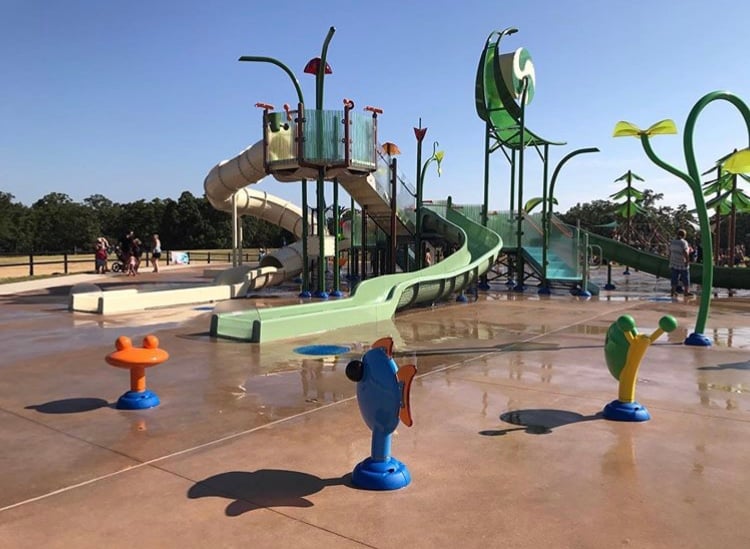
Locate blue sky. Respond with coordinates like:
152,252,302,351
2,0,749,214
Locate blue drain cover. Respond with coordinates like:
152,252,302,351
294,344,351,356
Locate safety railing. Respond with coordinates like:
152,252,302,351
0,250,260,279
264,108,377,172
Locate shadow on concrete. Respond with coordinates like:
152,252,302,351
697,361,750,371
26,397,111,414
479,408,602,436
187,469,352,516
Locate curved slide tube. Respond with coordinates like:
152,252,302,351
205,140,306,238
204,140,357,286
210,205,503,343
588,231,750,290
204,140,306,280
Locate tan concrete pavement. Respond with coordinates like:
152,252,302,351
1,270,749,548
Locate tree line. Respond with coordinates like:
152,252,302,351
2,187,748,258
0,191,291,254
557,189,750,257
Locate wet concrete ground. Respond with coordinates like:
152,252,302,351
1,265,749,548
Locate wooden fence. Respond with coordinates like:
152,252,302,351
0,250,261,279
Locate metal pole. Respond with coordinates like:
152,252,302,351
540,143,550,293
300,182,311,297
350,197,356,280
478,120,492,290
514,78,529,291
361,206,368,280
332,180,342,296
390,157,398,274
313,27,335,299
415,119,425,270
232,193,238,267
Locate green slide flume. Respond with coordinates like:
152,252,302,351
209,205,502,343
587,231,750,290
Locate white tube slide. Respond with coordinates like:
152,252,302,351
204,140,305,238
204,140,310,278
203,137,374,284
203,140,349,284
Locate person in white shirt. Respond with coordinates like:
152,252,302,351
150,234,162,273
668,229,692,296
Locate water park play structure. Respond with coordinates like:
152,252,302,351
207,27,508,342
70,26,750,349
206,26,603,342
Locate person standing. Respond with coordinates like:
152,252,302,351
128,237,143,276
94,241,108,274
150,234,162,273
669,229,692,296
424,246,433,267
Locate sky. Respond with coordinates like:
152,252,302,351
2,0,750,215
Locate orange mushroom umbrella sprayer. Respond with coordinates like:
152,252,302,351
106,335,169,410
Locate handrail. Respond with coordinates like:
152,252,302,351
521,211,544,236
549,213,574,238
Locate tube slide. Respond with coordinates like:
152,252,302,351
204,141,306,238
210,205,503,343
204,140,361,287
204,140,307,281
587,231,750,290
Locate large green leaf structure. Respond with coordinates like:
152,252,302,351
612,201,647,218
523,196,557,213
609,188,644,201
604,317,637,380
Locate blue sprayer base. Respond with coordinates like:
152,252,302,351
116,389,160,410
602,399,650,422
352,457,411,490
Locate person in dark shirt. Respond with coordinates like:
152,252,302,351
131,237,143,274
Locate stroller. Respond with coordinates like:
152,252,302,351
110,246,128,273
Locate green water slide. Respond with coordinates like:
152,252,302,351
586,230,750,289
210,205,503,342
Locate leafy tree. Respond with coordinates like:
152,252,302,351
558,191,697,255
173,191,207,248
31,193,99,252
0,192,33,252
557,200,616,233
83,194,123,242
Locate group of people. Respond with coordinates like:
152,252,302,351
119,231,162,275
94,232,162,275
